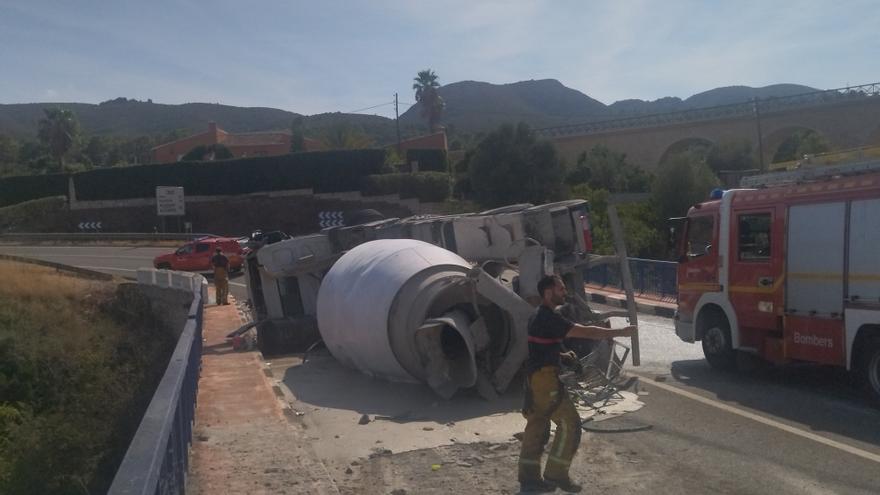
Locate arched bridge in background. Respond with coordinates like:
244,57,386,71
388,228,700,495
538,82,880,169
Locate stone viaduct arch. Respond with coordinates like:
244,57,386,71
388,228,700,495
546,95,880,171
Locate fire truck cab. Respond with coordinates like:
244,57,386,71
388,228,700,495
674,161,880,404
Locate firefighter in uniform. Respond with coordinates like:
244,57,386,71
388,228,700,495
518,274,637,493
211,247,230,305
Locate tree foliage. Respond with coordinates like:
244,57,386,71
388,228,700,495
319,123,374,150
652,150,720,223
566,144,652,192
37,108,80,171
706,139,757,173
467,123,566,207
772,129,830,163
570,185,663,258
413,69,446,132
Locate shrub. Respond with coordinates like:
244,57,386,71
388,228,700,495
0,173,68,208
362,172,450,202
406,149,448,172
72,149,385,200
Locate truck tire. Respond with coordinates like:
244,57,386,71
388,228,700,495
858,337,880,407
701,315,736,371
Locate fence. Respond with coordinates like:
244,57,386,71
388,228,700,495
108,271,207,495
586,257,678,302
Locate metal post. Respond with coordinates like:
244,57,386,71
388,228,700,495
608,205,640,366
754,97,766,171
395,93,401,155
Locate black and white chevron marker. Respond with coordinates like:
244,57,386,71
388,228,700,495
318,211,345,228
78,221,103,231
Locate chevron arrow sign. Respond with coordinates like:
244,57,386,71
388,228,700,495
78,221,103,231
318,211,345,228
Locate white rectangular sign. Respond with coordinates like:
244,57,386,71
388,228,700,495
156,186,185,216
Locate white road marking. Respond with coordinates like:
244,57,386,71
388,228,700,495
636,373,880,465
230,282,247,288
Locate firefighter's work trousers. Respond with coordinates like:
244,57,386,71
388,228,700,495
213,267,229,305
518,365,582,483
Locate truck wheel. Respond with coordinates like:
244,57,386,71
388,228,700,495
702,317,736,371
858,337,880,407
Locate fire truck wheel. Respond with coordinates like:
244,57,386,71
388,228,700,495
702,319,736,371
859,337,880,406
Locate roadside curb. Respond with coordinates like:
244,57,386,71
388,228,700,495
586,290,676,318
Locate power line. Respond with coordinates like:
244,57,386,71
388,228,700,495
346,101,394,114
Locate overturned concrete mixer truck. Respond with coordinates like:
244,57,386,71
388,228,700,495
242,200,638,399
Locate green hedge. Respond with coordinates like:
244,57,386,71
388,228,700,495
406,149,448,172
73,149,385,201
362,172,450,202
0,174,68,208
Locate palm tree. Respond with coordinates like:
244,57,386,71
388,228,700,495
413,69,446,132
37,107,79,171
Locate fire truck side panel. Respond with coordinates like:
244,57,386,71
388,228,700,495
845,198,880,370
786,202,847,317
848,198,880,303
784,315,846,366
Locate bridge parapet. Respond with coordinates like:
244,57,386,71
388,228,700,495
109,269,207,495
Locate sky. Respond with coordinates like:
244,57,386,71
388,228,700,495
1,0,878,119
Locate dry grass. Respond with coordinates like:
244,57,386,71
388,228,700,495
0,260,176,494
0,260,111,301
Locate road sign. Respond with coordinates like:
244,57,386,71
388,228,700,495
318,211,345,228
78,221,102,231
156,186,185,216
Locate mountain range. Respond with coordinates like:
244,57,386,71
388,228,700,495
0,80,820,143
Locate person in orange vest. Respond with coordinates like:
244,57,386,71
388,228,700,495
211,247,230,305
518,274,637,493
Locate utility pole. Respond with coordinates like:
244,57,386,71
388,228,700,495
394,92,401,155
754,97,766,171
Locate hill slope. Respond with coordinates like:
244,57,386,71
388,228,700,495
0,81,823,140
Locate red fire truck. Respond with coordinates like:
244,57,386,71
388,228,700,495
673,161,880,404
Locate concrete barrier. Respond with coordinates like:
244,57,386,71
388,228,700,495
136,268,156,285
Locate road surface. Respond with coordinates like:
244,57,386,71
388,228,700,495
4,244,879,493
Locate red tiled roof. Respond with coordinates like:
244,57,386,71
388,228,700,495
222,131,291,146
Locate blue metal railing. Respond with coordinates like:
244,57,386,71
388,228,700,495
109,283,205,495
586,257,678,302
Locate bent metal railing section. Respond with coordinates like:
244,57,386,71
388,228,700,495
108,275,207,495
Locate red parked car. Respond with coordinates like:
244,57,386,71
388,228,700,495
153,237,247,272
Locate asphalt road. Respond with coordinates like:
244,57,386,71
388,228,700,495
4,244,879,493
0,244,249,301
